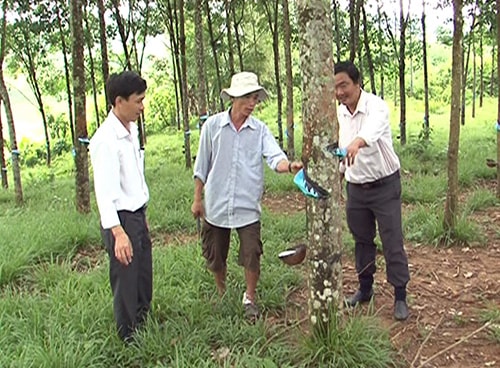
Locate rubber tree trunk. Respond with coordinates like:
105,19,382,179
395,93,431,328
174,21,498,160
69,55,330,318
282,0,295,160
71,0,90,213
0,0,21,202
422,0,430,139
496,0,500,198
0,75,23,205
194,0,207,126
179,0,191,169
444,0,463,232
0,100,7,189
297,0,344,329
97,0,110,108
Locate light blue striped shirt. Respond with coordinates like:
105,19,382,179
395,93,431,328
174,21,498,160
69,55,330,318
193,110,287,228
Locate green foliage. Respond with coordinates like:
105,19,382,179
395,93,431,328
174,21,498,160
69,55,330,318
17,138,47,167
144,58,179,133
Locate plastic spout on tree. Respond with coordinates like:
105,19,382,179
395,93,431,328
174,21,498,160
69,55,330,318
325,142,347,159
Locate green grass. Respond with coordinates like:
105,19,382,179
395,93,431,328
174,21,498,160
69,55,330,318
0,96,498,366
479,303,500,343
300,307,396,368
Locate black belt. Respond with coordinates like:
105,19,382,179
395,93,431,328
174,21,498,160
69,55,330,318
349,170,400,189
118,204,147,214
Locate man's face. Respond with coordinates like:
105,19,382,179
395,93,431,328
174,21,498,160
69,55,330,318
334,72,360,111
116,92,145,122
232,91,260,116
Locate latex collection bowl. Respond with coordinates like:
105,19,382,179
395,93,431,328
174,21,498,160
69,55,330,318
278,243,307,266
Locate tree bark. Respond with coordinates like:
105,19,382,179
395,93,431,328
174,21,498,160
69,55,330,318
224,0,235,76
460,7,476,127
398,0,408,146
361,4,376,94
490,46,495,97
231,0,245,72
376,0,385,98
55,6,75,145
110,0,132,70
205,0,224,111
422,0,430,139
297,0,343,329
178,0,191,169
0,76,22,204
444,0,463,231
194,0,207,126
472,38,476,118
496,0,500,198
161,0,181,129
71,0,90,213
0,99,7,188
332,0,341,61
282,0,295,160
96,0,110,108
348,0,362,62
0,0,21,203
479,22,484,108
264,0,284,148
83,3,100,129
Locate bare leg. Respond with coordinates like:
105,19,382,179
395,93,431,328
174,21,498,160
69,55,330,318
244,269,259,302
214,267,227,296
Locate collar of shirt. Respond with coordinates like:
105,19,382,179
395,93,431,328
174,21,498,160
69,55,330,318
109,111,138,140
220,109,258,131
338,89,368,118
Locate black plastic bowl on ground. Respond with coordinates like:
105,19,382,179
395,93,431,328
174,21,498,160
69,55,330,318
278,243,307,266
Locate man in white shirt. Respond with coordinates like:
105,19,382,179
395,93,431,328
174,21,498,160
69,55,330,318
335,61,410,321
191,72,302,321
89,71,152,341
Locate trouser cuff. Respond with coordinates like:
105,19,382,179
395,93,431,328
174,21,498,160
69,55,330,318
394,286,407,301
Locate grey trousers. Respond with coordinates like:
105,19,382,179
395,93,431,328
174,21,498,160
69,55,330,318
101,206,152,341
346,171,410,290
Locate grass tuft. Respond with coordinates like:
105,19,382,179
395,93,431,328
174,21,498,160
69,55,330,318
299,307,396,368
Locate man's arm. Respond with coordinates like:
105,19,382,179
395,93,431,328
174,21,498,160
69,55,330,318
275,159,303,174
191,177,205,218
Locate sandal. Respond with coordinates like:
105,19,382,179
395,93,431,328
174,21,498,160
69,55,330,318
242,292,260,321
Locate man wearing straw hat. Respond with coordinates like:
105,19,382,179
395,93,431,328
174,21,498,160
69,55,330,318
191,71,302,321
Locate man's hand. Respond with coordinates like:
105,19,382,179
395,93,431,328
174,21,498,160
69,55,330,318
191,200,205,219
289,161,303,174
345,137,366,166
111,226,133,266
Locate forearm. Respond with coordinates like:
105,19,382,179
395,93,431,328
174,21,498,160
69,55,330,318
193,177,204,202
275,159,303,174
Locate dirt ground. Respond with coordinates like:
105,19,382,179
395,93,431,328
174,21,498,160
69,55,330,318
262,186,500,368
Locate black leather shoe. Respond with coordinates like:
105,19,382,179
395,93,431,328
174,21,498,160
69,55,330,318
394,300,409,321
345,289,374,307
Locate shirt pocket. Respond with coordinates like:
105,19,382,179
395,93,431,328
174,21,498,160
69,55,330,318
243,149,263,168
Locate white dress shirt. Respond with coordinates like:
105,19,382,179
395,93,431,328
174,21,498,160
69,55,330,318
193,109,287,228
338,90,400,184
89,111,149,229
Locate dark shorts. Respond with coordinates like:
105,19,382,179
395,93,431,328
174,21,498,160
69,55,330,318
201,220,262,273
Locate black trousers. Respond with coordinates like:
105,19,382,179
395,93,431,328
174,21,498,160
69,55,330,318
101,207,153,341
346,171,410,291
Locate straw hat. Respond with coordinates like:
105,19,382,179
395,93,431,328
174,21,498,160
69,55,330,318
220,72,269,102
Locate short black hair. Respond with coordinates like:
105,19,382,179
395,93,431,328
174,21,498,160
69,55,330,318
334,61,361,84
106,71,147,107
